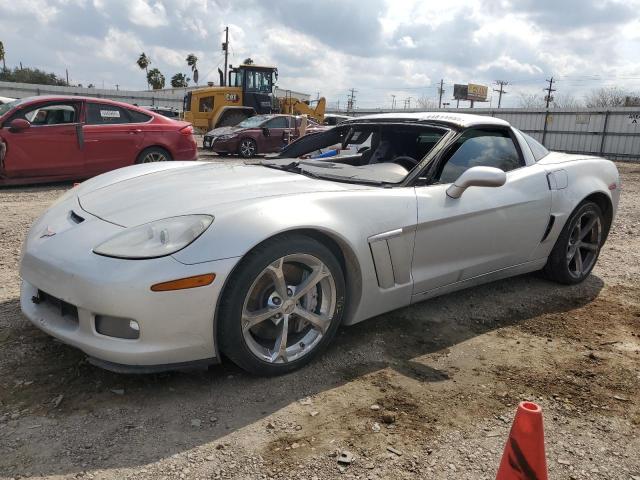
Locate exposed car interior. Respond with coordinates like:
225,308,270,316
24,104,78,125
269,123,447,184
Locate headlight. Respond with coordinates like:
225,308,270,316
93,215,213,259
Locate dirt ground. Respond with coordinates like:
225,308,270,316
1,161,639,480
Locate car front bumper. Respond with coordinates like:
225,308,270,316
203,135,238,153
19,198,239,371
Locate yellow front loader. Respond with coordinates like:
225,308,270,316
183,64,325,131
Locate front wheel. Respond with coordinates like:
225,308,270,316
543,201,604,284
238,138,257,158
218,235,345,375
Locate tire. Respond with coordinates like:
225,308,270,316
543,201,604,284
238,138,258,158
217,112,249,127
136,146,172,164
218,234,346,376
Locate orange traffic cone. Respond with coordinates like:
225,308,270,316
496,401,548,480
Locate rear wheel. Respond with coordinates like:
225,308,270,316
218,235,345,376
238,138,257,158
136,147,171,164
544,201,604,284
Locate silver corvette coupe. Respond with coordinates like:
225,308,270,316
20,113,620,375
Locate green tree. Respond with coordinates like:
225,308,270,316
243,57,254,65
170,73,189,88
186,53,198,84
147,68,165,90
0,66,67,86
137,52,151,90
0,41,6,70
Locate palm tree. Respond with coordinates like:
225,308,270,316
186,53,198,84
137,52,151,90
170,73,189,88
0,41,6,71
147,68,165,90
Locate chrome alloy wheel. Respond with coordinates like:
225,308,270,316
241,254,337,364
239,139,256,157
141,151,168,163
566,210,601,279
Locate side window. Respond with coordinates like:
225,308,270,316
199,96,214,112
127,109,152,123
22,103,78,125
86,104,131,125
265,117,288,129
437,129,523,184
520,131,549,161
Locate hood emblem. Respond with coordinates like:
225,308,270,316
40,226,56,238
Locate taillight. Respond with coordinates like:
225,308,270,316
179,125,194,136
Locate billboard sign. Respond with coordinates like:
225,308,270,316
453,83,488,102
467,83,488,101
453,84,468,100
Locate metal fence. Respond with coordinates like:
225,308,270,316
329,107,640,162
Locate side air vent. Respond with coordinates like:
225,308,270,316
540,215,556,242
70,210,85,224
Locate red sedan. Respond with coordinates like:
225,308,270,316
0,96,197,185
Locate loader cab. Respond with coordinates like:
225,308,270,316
230,65,277,115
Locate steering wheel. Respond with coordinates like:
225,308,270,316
392,156,419,169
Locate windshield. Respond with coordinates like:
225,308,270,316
0,99,19,117
237,115,268,128
263,123,448,185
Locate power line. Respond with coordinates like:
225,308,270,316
493,80,509,108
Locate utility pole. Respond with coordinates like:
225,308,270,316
115,84,119,91
438,79,445,109
347,88,357,111
403,96,412,109
544,77,556,108
391,94,396,110
493,80,508,108
222,26,229,86
66,69,69,86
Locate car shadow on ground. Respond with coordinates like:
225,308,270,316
0,272,604,476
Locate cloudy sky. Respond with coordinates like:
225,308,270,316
1,0,639,108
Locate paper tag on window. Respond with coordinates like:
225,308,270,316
100,110,120,118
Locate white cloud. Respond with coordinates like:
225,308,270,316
128,0,168,28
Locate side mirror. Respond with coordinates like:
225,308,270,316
446,166,506,199
262,127,271,137
9,119,31,132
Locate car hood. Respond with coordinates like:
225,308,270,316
78,161,365,227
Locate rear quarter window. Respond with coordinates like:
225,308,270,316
127,109,153,123
521,131,550,161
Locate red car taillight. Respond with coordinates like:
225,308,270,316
179,125,194,136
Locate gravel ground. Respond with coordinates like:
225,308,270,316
0,160,639,480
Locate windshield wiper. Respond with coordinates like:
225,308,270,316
259,161,322,179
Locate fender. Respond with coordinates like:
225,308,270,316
529,156,619,260
173,188,418,325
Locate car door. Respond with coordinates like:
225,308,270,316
1,101,83,178
82,102,147,174
411,127,551,297
262,116,289,152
